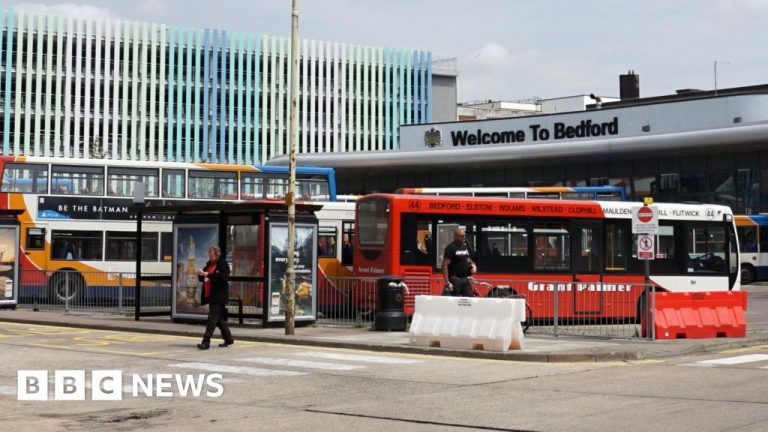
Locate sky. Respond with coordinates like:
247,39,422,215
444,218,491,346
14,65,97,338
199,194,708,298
6,0,768,102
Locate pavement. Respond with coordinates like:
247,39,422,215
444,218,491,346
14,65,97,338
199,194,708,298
1,284,766,362
2,320,768,431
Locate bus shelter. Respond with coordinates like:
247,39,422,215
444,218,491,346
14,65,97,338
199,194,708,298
132,201,322,326
0,209,23,309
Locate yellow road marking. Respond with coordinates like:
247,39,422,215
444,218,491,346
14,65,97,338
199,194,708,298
624,359,666,365
27,343,186,357
719,344,768,355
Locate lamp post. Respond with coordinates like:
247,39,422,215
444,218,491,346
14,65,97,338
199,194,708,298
133,181,145,321
284,0,300,335
714,60,730,96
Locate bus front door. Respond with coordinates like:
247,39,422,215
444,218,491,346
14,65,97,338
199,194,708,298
0,221,20,308
572,221,603,315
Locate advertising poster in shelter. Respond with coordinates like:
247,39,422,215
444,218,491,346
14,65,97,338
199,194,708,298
0,227,18,302
267,223,317,322
172,225,219,319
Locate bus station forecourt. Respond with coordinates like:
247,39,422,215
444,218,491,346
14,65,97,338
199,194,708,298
0,5,761,357
0,172,758,359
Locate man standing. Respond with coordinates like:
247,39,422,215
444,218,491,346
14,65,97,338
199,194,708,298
197,245,234,350
442,228,476,297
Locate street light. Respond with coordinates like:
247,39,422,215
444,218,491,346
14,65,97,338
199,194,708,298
714,60,730,96
133,181,146,321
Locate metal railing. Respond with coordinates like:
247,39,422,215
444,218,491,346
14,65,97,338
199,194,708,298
316,276,379,327
432,276,655,340
14,270,656,339
17,269,172,315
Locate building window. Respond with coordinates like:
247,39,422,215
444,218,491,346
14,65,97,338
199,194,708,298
0,163,48,194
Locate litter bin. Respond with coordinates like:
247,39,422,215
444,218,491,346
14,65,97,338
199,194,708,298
374,276,407,331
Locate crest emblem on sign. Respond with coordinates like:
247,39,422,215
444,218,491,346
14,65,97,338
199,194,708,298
424,127,442,148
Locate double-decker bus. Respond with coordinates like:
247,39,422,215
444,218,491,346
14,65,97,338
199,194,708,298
395,186,627,201
735,215,768,284
0,156,337,302
353,194,739,320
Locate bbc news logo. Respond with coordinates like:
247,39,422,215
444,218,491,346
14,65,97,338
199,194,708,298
17,370,224,401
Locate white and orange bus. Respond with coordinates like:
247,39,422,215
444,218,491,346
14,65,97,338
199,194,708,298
353,194,740,319
0,156,338,303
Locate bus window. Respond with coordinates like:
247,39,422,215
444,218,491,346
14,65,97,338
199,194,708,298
435,221,477,269
414,220,434,266
737,226,758,252
160,232,173,261
26,227,46,250
318,227,337,258
562,192,594,201
605,223,628,271
105,232,158,261
266,176,289,199
51,165,104,195
533,224,570,271
341,221,354,266
1,163,48,193
51,230,103,260
527,192,560,200
632,225,677,274
228,225,261,276
162,169,186,198
686,226,727,274
760,227,768,254
188,170,237,199
297,177,330,201
107,167,159,197
480,222,527,257
478,221,529,273
357,198,389,248
240,172,265,200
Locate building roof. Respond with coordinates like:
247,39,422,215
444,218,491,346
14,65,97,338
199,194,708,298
267,90,768,169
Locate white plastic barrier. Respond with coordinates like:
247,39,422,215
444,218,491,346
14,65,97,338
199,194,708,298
409,295,526,352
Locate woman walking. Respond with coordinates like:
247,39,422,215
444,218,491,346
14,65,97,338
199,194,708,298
197,245,234,350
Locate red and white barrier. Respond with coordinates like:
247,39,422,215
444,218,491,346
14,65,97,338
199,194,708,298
642,291,748,339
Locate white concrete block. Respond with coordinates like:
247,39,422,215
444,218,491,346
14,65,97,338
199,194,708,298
409,295,526,352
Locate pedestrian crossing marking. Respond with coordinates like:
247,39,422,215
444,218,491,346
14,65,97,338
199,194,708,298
296,351,421,365
236,357,366,371
168,362,307,377
0,385,16,396
695,354,768,366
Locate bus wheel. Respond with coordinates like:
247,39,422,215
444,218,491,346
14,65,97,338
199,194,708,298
48,271,85,303
741,265,755,285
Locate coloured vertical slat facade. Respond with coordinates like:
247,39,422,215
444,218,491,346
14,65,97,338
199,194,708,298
0,9,432,163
